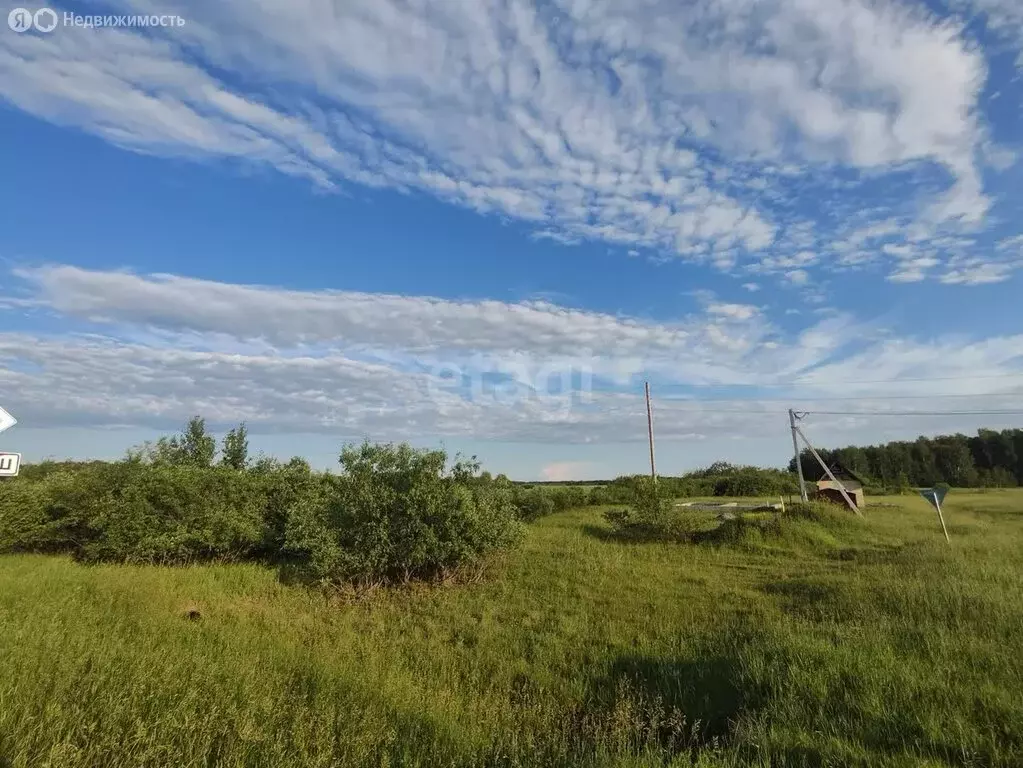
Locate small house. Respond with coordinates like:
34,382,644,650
815,461,865,512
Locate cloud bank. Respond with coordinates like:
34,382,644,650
2,0,1020,283
3,266,1022,445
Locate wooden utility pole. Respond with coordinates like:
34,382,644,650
645,381,657,484
789,409,808,501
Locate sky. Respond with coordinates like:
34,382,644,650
2,0,1023,480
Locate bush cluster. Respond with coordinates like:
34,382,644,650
0,462,270,563
588,466,800,503
284,444,523,585
601,479,695,541
510,485,591,521
0,418,524,586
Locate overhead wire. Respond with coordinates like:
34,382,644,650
661,391,1023,403
661,372,1023,389
803,410,1023,417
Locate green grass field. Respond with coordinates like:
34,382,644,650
2,491,1022,767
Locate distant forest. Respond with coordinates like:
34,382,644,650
533,428,1023,493
789,428,1023,490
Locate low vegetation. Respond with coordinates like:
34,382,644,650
587,465,801,504
2,488,1021,766
2,417,1022,766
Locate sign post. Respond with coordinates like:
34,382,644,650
920,487,950,544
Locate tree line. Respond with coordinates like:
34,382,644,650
789,428,1023,490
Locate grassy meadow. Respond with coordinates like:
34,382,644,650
1,490,1022,767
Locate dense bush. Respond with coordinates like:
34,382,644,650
592,466,799,502
0,462,272,564
2,419,525,585
250,456,319,557
601,479,694,541
510,485,591,521
712,469,798,497
0,470,93,553
512,486,556,521
283,443,524,585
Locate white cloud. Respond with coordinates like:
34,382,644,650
950,0,1023,70
1,265,1023,449
0,0,1003,274
742,283,761,292
886,253,940,283
998,234,1023,252
785,270,810,286
4,265,1023,446
707,303,760,321
939,262,1014,285
883,244,914,257
887,268,927,283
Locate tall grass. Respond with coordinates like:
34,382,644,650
1,491,1021,766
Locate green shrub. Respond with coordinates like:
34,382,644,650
0,470,96,553
284,443,523,586
550,486,588,511
633,478,670,520
512,487,556,521
250,456,320,557
601,480,695,541
0,463,268,563
76,464,267,564
602,507,632,529
511,485,590,520
712,470,788,497
3,441,524,582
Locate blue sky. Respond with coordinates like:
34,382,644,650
2,0,1023,480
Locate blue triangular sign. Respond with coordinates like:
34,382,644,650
919,487,948,509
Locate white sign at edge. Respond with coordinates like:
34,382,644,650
0,406,16,435
0,453,21,477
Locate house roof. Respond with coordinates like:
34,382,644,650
819,460,866,485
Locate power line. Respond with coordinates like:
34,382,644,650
663,391,1023,403
625,404,1023,418
805,410,1023,417
657,372,1023,390
778,372,1023,386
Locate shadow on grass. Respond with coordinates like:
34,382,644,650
831,543,904,565
275,560,321,588
580,523,676,544
582,515,783,548
762,578,837,606
760,577,848,622
579,641,770,759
